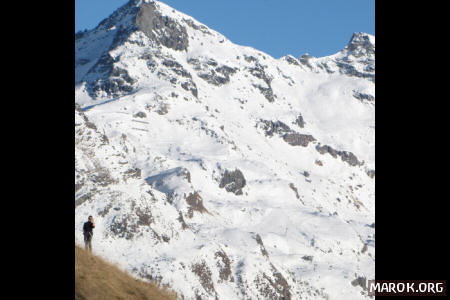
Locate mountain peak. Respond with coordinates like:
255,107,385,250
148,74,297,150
345,32,375,54
135,1,189,51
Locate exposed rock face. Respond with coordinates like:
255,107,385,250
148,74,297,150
283,132,316,147
366,169,375,178
86,55,136,98
135,3,189,51
316,144,364,167
215,250,234,283
254,264,292,300
133,111,147,118
259,120,316,147
162,59,192,78
346,33,375,58
181,80,198,98
255,234,269,257
188,58,237,86
259,120,291,137
299,32,375,82
294,114,305,128
250,63,276,102
284,55,300,66
351,276,367,291
219,169,246,195
185,191,208,217
191,261,216,297
353,91,375,102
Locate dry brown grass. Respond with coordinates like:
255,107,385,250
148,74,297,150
75,245,177,300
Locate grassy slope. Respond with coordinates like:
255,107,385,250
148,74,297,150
75,245,177,300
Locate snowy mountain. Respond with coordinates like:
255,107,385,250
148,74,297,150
75,1,375,299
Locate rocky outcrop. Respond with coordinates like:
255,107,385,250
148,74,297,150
135,3,189,51
191,261,216,297
283,132,316,147
294,114,305,128
249,63,276,102
259,120,316,147
316,144,363,167
215,250,234,283
219,169,246,195
353,91,375,103
185,191,208,217
188,58,237,86
86,55,136,98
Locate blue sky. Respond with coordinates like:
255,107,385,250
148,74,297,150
75,0,374,58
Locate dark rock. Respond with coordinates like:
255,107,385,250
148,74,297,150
299,53,313,67
316,144,339,158
181,80,198,98
82,114,97,130
124,168,141,179
135,207,153,226
284,55,300,66
198,70,229,86
346,33,375,57
255,234,269,257
86,55,136,98
248,62,275,102
253,84,275,103
219,169,246,195
336,62,375,82
186,191,208,217
259,120,291,137
283,133,316,147
255,264,292,300
109,214,138,240
162,59,192,78
215,250,234,283
182,18,211,35
302,255,313,262
340,151,363,167
191,261,216,295
177,211,189,229
244,55,257,63
133,111,147,118
351,276,367,291
289,183,300,199
294,114,305,128
156,102,170,115
259,119,316,147
135,3,189,51
316,144,363,167
353,91,375,102
249,63,272,86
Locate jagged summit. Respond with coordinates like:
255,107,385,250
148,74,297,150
75,1,374,299
291,32,375,82
344,32,375,57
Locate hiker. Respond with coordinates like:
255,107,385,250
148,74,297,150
83,215,95,252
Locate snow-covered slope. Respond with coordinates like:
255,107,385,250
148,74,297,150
75,1,375,299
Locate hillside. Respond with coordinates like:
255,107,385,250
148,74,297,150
75,0,374,299
75,245,177,300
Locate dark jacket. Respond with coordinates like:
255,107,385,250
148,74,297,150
83,221,95,237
